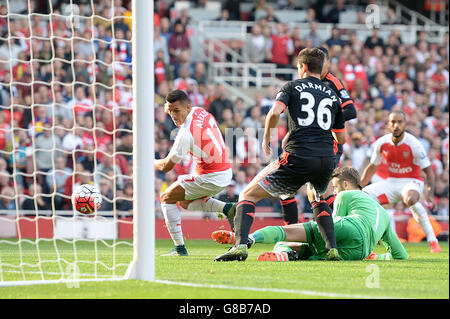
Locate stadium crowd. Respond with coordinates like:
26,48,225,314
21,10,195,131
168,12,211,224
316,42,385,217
0,0,448,226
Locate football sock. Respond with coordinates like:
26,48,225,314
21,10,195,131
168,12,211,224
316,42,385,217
234,200,255,246
161,203,184,246
324,194,336,210
187,197,226,213
280,197,298,224
312,200,337,250
251,226,286,244
409,202,437,242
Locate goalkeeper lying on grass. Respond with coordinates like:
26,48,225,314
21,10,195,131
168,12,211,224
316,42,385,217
213,167,408,261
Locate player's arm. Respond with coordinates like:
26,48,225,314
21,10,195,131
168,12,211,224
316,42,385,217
331,97,346,145
155,128,190,173
326,74,357,121
422,165,436,209
413,142,436,209
263,101,285,155
361,163,379,187
361,140,382,186
332,130,346,145
154,154,178,173
379,226,408,260
341,99,357,121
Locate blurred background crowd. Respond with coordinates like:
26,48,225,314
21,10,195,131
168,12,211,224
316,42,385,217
0,0,448,224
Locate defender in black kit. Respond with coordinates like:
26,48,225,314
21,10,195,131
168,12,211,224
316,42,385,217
215,48,346,262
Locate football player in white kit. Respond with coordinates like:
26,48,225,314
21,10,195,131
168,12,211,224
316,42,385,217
361,110,441,253
155,90,235,256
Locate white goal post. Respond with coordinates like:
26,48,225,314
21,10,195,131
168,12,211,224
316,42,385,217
124,0,154,281
0,0,154,285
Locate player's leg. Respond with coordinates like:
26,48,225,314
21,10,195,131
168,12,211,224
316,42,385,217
214,183,270,262
177,173,236,229
180,198,236,227
159,181,189,256
212,221,307,246
307,157,340,260
362,180,395,206
402,187,440,253
280,196,299,224
322,182,338,209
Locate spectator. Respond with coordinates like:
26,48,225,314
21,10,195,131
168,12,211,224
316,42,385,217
378,80,398,111
217,180,239,203
267,23,294,68
62,127,83,152
35,122,62,192
223,0,241,21
21,183,51,211
249,0,268,22
265,6,280,23
326,27,346,48
168,22,191,76
117,182,133,212
236,126,260,166
234,170,248,196
216,8,231,22
116,131,133,162
154,27,169,65
306,21,322,47
192,61,207,86
95,150,124,190
243,23,269,64
46,155,72,210
0,185,15,210
364,28,384,49
242,105,262,131
98,178,114,211
280,0,301,10
327,0,345,24
343,132,370,172
208,84,233,123
174,63,198,93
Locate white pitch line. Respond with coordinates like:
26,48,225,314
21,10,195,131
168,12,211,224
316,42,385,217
154,279,400,299
0,278,402,299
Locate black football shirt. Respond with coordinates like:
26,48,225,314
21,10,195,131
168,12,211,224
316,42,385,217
275,76,345,157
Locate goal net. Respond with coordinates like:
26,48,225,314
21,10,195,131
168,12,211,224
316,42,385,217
0,0,154,285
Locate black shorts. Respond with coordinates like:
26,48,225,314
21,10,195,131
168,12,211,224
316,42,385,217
257,152,335,200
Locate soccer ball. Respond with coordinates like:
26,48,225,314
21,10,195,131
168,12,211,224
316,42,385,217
72,184,102,214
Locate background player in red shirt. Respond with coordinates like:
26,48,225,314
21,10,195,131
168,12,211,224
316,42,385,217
155,90,235,256
361,110,441,253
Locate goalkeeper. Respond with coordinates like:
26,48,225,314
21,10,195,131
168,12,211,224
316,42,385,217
212,167,408,261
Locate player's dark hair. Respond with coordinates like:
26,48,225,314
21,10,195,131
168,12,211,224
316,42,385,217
297,48,324,75
389,110,406,120
166,89,189,105
317,46,329,59
331,167,363,190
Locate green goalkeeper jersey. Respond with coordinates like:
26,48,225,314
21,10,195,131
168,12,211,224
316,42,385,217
333,190,408,259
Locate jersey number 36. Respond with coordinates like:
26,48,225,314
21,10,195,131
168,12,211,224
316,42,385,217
297,92,332,130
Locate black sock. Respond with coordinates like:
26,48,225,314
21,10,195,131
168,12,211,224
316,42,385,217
280,197,298,224
312,200,337,250
234,201,255,246
324,194,336,210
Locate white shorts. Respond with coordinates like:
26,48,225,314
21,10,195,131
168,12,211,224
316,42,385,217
363,177,424,205
178,168,232,201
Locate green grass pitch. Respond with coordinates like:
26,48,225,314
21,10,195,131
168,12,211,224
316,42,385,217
0,239,448,299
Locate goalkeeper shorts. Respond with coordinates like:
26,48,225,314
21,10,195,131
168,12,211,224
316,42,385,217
301,219,367,261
